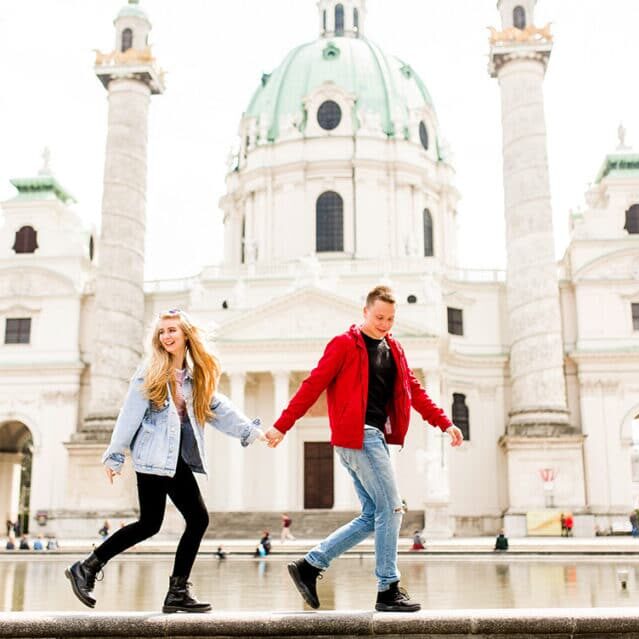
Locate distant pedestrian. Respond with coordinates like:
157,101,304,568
560,513,567,537
410,530,425,551
255,531,271,557
19,535,30,550
33,535,44,551
98,520,110,539
494,529,509,551
280,513,295,542
630,510,638,538
46,536,59,551
5,536,15,550
13,520,21,537
5,518,12,537
564,514,574,537
215,546,226,560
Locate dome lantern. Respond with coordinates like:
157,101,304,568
318,0,366,38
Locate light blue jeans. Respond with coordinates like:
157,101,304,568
305,426,404,591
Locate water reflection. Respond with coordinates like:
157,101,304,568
1,555,638,612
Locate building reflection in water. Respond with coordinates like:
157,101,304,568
1,555,638,611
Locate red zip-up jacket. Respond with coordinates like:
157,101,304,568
273,325,452,449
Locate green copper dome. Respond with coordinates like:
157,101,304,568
245,36,438,145
116,0,149,22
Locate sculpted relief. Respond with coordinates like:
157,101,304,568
0,268,77,299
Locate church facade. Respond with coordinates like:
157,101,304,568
1,0,638,539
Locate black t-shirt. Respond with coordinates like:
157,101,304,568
362,332,397,431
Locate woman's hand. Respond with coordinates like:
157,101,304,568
264,427,285,448
104,467,120,484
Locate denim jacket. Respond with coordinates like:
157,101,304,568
101,367,262,477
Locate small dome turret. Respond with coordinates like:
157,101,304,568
318,0,366,38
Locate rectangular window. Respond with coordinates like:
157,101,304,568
447,307,463,336
633,303,639,331
5,318,31,344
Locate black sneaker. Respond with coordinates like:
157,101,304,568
287,558,323,609
375,581,421,612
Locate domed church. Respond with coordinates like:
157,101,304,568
1,0,638,540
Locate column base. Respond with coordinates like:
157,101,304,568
72,412,118,444
423,502,453,539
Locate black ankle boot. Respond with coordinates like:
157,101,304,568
162,576,211,613
287,558,323,609
375,581,421,612
65,552,105,608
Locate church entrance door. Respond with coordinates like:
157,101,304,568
304,442,333,509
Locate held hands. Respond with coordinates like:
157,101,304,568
264,427,285,448
446,424,464,447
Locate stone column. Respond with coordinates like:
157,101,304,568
82,78,150,436
227,372,247,510
489,8,586,531
490,18,570,435
272,370,291,510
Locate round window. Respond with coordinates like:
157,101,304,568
317,100,342,130
419,121,429,150
407,294,418,304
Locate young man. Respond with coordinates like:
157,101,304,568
265,285,463,612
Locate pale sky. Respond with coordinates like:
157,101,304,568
1,1,637,280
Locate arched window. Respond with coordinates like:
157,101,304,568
121,28,133,52
335,4,344,36
316,191,344,252
625,204,639,234
89,236,95,261
419,121,429,151
322,9,327,32
354,8,359,32
13,226,38,254
513,6,526,29
423,209,434,257
452,393,469,441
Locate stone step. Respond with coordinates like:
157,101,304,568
2,609,639,638
204,510,424,539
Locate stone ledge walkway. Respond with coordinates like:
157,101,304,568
8,535,639,556
1,609,639,638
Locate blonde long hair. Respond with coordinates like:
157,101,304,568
143,309,220,425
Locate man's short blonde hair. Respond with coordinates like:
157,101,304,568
366,285,396,307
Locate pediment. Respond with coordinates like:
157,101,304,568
574,248,639,281
216,286,425,342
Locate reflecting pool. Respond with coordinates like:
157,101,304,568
1,554,639,611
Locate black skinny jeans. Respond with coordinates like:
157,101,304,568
94,455,209,578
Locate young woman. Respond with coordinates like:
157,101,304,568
66,309,264,613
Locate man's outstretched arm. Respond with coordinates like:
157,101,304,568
265,335,347,448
